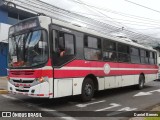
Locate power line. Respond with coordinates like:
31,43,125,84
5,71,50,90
24,0,160,28
5,0,160,46
69,0,160,24
124,0,160,14
77,0,125,27
68,0,160,28
16,0,122,33
20,0,160,39
71,11,160,28
132,27,160,30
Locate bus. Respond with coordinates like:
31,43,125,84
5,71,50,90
8,16,159,101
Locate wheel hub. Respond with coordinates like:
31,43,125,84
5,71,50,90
84,83,92,96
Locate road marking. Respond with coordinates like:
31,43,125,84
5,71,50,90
95,103,121,112
134,89,160,97
107,107,137,117
1,95,77,120
76,100,106,108
134,92,152,96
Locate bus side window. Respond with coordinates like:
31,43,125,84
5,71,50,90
56,32,75,57
52,30,75,67
84,35,102,61
130,47,140,64
103,39,117,62
149,52,154,64
117,43,130,62
154,52,157,64
64,34,75,55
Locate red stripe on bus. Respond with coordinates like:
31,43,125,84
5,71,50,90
8,60,158,78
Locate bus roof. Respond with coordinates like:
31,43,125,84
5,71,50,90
35,16,157,52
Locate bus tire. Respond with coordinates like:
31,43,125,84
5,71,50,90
81,78,94,102
137,74,145,90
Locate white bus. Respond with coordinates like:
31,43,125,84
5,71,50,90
8,16,159,101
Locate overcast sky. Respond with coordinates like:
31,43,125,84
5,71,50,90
41,0,160,38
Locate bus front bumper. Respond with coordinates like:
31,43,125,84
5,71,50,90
8,80,52,98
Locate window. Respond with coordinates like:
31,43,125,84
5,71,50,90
145,51,149,64
84,48,101,60
64,34,75,55
84,36,101,49
84,35,102,60
52,30,75,67
118,43,129,54
57,32,75,56
131,47,139,56
103,40,116,51
140,49,145,57
103,40,117,61
140,49,149,64
8,30,48,68
149,52,153,64
117,43,130,62
140,49,145,64
149,52,157,64
130,47,140,63
154,52,157,64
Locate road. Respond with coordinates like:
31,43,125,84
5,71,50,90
0,80,160,120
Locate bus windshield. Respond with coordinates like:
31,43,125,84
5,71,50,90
8,30,48,68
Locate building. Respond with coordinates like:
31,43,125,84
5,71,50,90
0,4,34,76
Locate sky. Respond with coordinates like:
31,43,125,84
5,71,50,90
41,0,160,38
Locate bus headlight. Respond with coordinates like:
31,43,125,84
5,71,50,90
38,77,44,83
33,77,48,86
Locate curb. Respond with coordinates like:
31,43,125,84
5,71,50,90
0,89,8,94
0,77,8,80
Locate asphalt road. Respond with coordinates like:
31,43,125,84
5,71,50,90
0,80,160,120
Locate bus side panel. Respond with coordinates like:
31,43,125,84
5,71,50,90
145,74,157,83
104,76,116,89
72,78,84,95
54,79,72,98
134,75,140,85
121,75,135,87
54,78,84,98
98,77,105,90
48,78,54,98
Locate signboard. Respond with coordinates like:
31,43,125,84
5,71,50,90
0,23,10,43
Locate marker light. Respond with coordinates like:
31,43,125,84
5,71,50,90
38,77,44,83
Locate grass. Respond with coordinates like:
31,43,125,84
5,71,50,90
144,112,160,120
145,117,160,120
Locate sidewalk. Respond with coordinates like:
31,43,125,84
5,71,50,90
0,76,8,94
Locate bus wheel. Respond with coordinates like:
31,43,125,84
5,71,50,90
81,78,94,102
137,75,145,90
